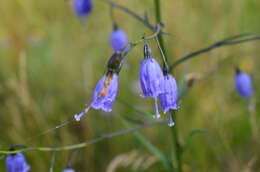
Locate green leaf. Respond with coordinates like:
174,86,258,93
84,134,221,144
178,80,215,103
184,130,208,150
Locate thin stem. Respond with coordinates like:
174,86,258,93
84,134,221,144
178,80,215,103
131,24,162,46
0,120,165,155
103,0,155,31
171,111,182,172
50,151,56,172
170,35,260,71
123,24,163,55
155,36,169,73
154,0,168,63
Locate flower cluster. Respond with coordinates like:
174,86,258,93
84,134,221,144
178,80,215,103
140,43,179,126
74,38,179,127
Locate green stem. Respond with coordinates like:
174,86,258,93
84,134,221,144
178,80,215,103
104,0,155,30
169,35,260,71
171,111,182,172
154,0,180,171
154,0,168,63
0,120,164,155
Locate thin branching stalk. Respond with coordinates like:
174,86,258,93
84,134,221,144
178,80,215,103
0,120,165,155
154,0,168,63
170,35,260,70
103,0,155,30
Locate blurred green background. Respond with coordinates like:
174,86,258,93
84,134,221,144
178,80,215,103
0,0,260,171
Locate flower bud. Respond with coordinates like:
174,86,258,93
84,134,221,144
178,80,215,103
73,0,93,18
235,68,253,98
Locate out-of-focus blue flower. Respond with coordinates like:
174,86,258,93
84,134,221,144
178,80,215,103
159,74,179,114
62,168,75,172
74,73,118,121
6,152,30,172
235,69,253,98
110,26,128,53
140,43,164,118
73,0,93,18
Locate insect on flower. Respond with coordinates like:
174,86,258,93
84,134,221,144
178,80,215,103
235,67,253,98
139,42,164,118
6,152,30,172
73,0,93,18
74,52,124,121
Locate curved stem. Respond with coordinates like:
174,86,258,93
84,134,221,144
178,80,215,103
154,0,168,63
170,35,260,71
0,120,165,155
102,0,155,31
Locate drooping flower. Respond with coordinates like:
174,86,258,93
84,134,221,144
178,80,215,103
6,152,30,172
140,43,164,118
62,168,75,172
91,73,118,112
159,74,179,113
235,68,253,98
74,72,118,121
73,0,93,18
110,25,128,54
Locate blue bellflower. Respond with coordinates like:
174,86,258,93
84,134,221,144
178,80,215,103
140,43,164,118
62,169,75,172
74,73,118,121
74,0,93,18
110,26,128,54
235,69,253,98
6,152,30,172
159,74,179,113
159,74,179,127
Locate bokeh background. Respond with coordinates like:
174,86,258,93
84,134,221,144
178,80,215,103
0,0,260,171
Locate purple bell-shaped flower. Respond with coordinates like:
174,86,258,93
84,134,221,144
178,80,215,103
235,68,253,98
6,152,30,172
73,0,93,18
110,24,128,54
74,72,118,121
159,69,179,127
140,43,164,118
74,52,123,121
159,74,179,113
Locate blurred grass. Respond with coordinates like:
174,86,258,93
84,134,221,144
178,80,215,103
0,0,260,171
